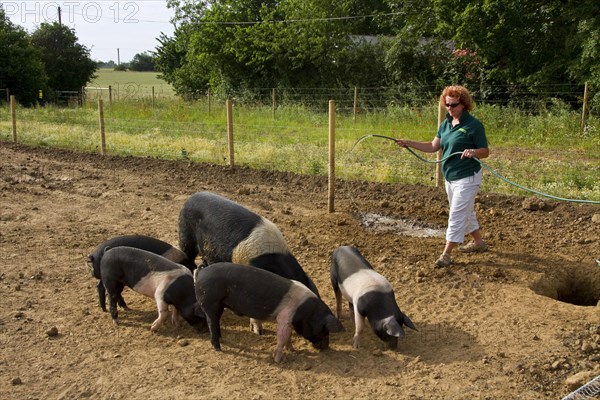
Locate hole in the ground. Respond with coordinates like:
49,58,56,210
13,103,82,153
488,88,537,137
531,264,600,307
358,212,445,238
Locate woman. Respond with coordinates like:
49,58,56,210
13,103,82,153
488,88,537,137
396,85,490,267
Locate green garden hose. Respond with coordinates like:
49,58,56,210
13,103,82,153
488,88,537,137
351,134,600,205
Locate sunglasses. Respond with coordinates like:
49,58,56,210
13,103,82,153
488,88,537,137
445,102,461,108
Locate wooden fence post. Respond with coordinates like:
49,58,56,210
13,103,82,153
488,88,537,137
353,86,358,122
272,88,276,119
226,99,234,167
98,99,106,155
10,95,17,142
435,96,444,187
152,86,155,108
108,85,113,105
328,100,336,213
208,88,211,116
581,82,589,134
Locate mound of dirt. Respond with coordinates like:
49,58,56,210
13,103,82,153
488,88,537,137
1,141,598,399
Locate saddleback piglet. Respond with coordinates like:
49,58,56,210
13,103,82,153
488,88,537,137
99,246,206,332
87,234,196,312
330,246,416,349
179,191,320,334
194,262,344,363
179,191,319,293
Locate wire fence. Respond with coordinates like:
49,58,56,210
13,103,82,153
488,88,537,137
219,84,589,113
83,84,175,104
2,83,592,115
1,89,599,202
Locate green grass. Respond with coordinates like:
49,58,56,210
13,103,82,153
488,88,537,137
86,68,175,101
1,97,598,202
89,68,168,86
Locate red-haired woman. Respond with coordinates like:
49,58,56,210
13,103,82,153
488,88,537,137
396,85,490,268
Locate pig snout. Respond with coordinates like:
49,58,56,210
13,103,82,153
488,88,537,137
311,333,330,350
191,303,209,333
86,260,94,277
385,336,399,350
86,254,98,278
309,313,344,350
196,321,208,333
192,316,209,333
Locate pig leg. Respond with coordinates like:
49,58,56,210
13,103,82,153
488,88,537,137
150,298,170,331
118,296,129,310
114,282,129,310
103,280,124,325
170,305,181,328
273,323,293,363
352,306,366,349
207,316,222,351
334,290,343,320
250,318,263,335
285,337,295,352
108,294,119,325
97,280,107,312
202,303,225,351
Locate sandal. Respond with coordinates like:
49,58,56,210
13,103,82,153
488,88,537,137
458,241,488,253
435,253,452,268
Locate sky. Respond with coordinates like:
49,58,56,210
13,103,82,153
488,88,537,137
3,0,176,62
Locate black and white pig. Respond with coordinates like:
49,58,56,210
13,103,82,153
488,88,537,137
99,246,207,332
194,262,344,363
179,191,320,333
87,234,196,312
330,246,417,350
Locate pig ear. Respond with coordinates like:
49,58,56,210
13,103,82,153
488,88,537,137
401,314,417,331
325,315,344,333
384,317,404,337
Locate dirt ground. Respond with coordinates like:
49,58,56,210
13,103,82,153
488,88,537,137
1,141,599,400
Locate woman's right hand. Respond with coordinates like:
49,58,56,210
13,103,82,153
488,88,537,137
396,139,409,148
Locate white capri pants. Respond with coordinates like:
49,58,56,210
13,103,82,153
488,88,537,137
444,169,483,244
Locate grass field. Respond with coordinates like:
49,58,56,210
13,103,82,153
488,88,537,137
86,68,175,100
2,76,599,202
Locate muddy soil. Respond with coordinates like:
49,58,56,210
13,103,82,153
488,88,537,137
1,141,599,399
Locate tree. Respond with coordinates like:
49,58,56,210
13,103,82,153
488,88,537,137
155,27,209,98
384,0,591,105
129,52,156,72
447,0,577,85
30,22,97,93
384,33,451,99
567,0,600,109
158,0,392,99
158,0,597,110
97,60,117,68
374,0,586,106
0,8,47,106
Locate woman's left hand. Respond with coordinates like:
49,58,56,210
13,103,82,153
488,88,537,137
461,149,477,159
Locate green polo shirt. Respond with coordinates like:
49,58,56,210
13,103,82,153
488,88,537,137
436,112,488,181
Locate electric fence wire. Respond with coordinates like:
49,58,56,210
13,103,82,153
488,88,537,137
350,134,600,205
